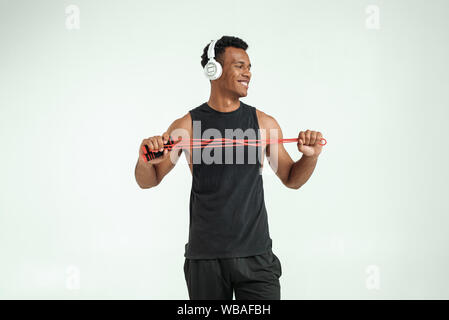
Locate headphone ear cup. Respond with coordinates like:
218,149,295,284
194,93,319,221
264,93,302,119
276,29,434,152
214,61,222,80
204,58,222,80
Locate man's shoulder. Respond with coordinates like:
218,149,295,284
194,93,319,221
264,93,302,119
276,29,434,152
254,107,278,130
174,112,192,129
188,102,207,115
166,111,192,134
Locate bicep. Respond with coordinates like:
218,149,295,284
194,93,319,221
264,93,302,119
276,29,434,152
154,115,190,182
266,117,294,186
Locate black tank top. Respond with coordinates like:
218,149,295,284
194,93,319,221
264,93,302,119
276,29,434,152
184,101,273,259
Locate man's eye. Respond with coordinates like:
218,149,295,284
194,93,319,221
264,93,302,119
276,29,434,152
236,65,250,70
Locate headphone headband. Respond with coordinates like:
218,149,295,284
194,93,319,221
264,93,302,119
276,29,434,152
207,40,216,59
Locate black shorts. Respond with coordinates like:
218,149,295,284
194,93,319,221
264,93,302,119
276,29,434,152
183,249,282,300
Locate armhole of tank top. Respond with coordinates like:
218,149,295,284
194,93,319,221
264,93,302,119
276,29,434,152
251,106,260,130
251,106,264,171
188,109,197,174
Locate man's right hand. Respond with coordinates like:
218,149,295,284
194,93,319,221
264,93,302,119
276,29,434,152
139,132,171,165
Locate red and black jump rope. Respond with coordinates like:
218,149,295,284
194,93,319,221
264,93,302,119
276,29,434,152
142,136,327,162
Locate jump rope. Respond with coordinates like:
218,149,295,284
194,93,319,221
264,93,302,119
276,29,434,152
142,136,327,162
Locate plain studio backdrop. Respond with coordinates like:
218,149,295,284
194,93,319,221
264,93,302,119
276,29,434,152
0,0,448,299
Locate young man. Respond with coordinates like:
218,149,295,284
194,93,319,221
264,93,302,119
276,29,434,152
135,36,324,300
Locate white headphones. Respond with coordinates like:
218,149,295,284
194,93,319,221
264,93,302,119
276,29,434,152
203,39,222,80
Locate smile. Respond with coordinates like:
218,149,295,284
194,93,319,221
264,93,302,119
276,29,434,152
238,81,249,88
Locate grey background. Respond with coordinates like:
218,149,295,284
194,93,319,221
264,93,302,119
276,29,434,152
0,0,448,299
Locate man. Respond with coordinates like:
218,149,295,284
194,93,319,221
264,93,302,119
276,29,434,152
135,36,324,300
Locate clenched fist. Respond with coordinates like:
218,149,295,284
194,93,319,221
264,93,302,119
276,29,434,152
139,132,171,165
297,130,324,158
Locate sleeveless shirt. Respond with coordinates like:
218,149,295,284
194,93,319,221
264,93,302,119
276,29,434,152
184,101,273,259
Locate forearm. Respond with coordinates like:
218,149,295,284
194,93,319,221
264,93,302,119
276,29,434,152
286,154,319,189
135,158,159,189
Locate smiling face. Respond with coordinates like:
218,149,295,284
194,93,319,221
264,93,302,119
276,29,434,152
213,47,252,98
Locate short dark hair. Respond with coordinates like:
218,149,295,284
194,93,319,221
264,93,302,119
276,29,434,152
201,36,248,68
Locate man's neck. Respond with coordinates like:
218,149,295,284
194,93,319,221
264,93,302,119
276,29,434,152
207,92,240,113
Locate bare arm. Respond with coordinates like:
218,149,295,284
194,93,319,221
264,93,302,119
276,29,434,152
135,113,191,189
135,157,160,189
285,153,319,189
263,113,320,189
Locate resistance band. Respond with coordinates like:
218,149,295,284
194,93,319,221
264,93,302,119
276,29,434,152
142,136,327,162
